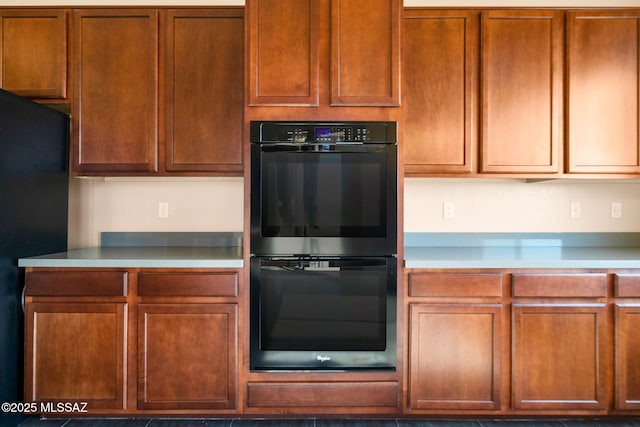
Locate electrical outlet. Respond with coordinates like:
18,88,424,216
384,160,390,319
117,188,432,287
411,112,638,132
443,202,455,219
158,202,169,218
611,202,622,218
570,202,581,219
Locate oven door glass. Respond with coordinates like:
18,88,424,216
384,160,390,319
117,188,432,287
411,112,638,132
250,256,396,370
260,144,390,238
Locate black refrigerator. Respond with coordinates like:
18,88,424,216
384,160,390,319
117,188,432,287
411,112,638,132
0,89,69,427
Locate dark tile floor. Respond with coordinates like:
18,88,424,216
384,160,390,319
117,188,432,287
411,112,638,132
13,418,640,427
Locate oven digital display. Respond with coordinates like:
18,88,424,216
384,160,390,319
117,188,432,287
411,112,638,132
315,127,333,141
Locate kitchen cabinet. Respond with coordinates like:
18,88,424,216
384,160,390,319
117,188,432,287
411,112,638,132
247,0,400,107
511,273,609,411
73,8,244,176
480,10,563,174
567,10,640,175
23,267,241,415
402,10,478,175
614,274,640,410
137,272,238,410
407,272,504,411
163,9,244,174
23,270,128,411
0,9,68,101
73,9,159,175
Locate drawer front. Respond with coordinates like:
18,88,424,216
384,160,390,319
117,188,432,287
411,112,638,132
26,271,128,296
247,382,399,408
137,272,238,297
409,273,503,298
512,273,607,298
615,274,640,297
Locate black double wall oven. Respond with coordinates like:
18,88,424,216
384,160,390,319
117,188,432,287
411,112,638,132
250,121,397,371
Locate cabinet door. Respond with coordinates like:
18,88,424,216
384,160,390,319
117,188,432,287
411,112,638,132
138,303,237,410
73,9,158,175
247,0,320,106
330,0,400,106
615,304,640,410
512,304,608,410
403,10,478,175
567,11,640,174
480,10,563,174
163,9,244,174
0,9,67,99
24,302,127,411
409,304,502,410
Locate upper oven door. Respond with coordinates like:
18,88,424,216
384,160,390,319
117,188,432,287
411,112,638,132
251,143,397,256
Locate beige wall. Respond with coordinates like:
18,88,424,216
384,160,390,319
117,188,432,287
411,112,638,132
12,0,638,247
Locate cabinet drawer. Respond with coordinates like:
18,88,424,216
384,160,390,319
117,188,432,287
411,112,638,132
26,271,128,296
409,273,502,298
512,273,607,298
137,272,238,297
615,274,640,297
247,382,398,408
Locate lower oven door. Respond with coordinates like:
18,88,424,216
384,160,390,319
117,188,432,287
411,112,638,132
250,256,396,371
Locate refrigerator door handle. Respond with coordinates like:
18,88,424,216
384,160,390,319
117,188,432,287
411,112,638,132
21,285,26,314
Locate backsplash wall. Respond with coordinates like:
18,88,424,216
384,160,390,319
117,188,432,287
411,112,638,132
68,177,640,248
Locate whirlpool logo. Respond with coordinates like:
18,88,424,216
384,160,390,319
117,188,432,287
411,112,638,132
316,355,331,362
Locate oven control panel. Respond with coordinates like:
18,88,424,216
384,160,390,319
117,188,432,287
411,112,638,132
251,121,397,144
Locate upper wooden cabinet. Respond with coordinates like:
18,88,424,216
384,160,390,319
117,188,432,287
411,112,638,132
567,10,640,174
72,8,244,176
163,9,244,174
0,9,68,100
403,10,478,175
480,10,563,174
247,0,400,107
73,9,159,175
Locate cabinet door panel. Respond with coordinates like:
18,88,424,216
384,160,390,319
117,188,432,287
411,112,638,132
138,303,237,410
164,9,243,173
331,0,400,106
616,304,640,410
247,0,319,106
512,304,608,410
481,10,562,174
24,303,127,410
73,9,158,174
0,9,67,99
409,304,501,410
403,10,477,175
567,11,640,174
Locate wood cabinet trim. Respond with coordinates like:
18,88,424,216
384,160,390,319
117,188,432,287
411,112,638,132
512,273,607,298
137,272,238,297
26,270,128,296
247,381,399,408
615,274,640,297
409,272,502,298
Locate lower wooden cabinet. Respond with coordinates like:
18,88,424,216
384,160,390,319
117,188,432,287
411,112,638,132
615,304,640,410
409,304,502,410
24,267,240,415
138,303,237,410
24,302,127,410
512,303,608,410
